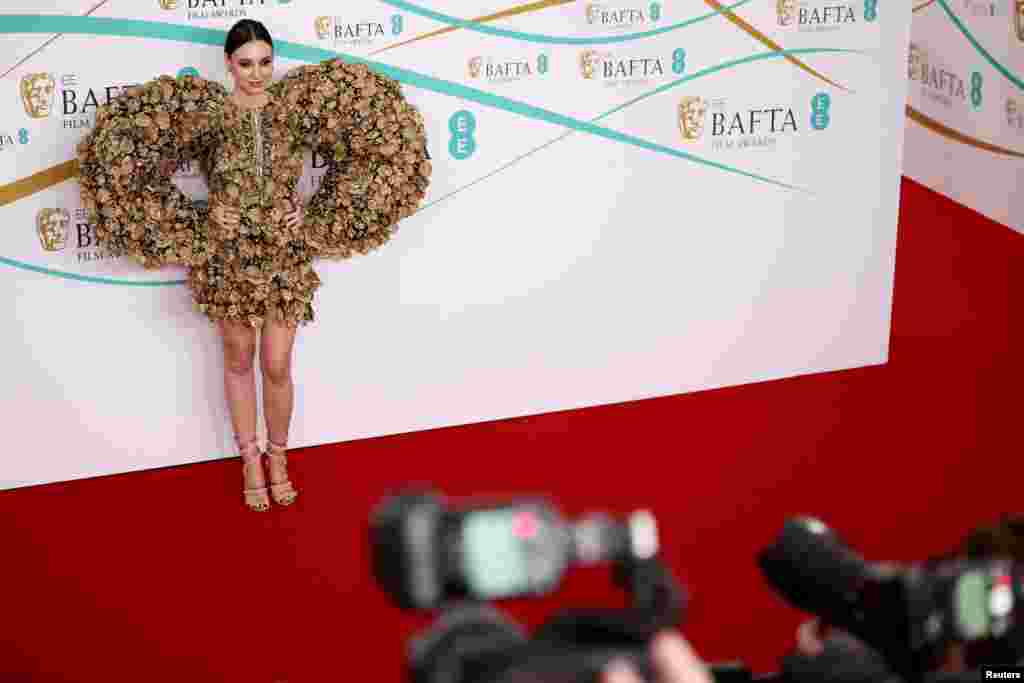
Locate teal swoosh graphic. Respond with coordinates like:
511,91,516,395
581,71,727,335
597,47,864,120
0,15,852,284
378,0,756,44
0,256,184,286
420,47,865,212
0,14,808,190
934,0,1024,91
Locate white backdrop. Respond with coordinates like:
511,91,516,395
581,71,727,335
1,0,913,490
902,0,1024,232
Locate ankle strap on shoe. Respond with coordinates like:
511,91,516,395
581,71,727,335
267,440,287,455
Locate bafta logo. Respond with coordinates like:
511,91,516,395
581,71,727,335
1015,0,1023,41
677,96,708,142
1008,98,1020,127
36,208,70,252
585,3,602,23
579,50,600,79
777,0,796,25
468,57,483,79
314,16,331,40
158,0,179,8
20,73,55,119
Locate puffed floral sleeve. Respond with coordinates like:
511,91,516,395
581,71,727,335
269,58,432,259
76,74,227,269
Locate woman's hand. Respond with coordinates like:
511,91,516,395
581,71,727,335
212,203,240,229
285,198,305,230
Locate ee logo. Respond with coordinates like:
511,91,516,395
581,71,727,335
672,48,686,75
970,71,983,111
449,110,477,160
864,0,878,21
810,92,831,130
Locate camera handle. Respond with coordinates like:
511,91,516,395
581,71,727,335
531,554,686,649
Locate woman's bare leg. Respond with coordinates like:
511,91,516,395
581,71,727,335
260,317,298,447
217,320,263,495
260,317,299,500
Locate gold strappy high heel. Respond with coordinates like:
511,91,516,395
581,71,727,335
265,439,298,507
238,435,270,512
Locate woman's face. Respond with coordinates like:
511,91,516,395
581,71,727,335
225,40,273,98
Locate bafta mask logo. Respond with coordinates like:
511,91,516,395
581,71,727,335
468,57,483,79
777,0,797,25
314,16,331,40
908,42,927,80
36,208,70,252
20,73,55,119
1008,97,1020,126
1015,0,1023,41
678,96,708,141
158,0,179,8
585,3,602,23
905,41,929,81
579,50,600,79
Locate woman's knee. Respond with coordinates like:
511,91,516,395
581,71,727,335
261,356,292,386
219,321,257,375
223,340,256,375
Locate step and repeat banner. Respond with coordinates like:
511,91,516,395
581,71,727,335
1,0,912,490
903,0,1024,231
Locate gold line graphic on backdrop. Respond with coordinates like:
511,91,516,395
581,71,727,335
701,0,852,92
906,106,1024,158
0,0,111,80
0,161,78,208
0,1,108,205
9,110,1015,209
1,0,855,206
912,0,937,12
371,0,852,93
370,0,573,55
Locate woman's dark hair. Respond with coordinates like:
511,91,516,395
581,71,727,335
224,19,273,57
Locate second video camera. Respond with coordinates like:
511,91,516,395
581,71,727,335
368,488,691,683
758,517,1023,681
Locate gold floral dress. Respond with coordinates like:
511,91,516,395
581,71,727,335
76,58,432,327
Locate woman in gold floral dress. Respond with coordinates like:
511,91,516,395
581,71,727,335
76,19,432,512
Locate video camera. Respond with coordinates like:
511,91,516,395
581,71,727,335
367,488,1022,683
758,517,1023,682
368,488,742,683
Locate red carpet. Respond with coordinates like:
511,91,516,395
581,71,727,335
1,177,1021,682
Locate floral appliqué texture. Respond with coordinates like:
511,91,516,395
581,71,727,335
76,59,432,327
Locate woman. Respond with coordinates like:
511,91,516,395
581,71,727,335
76,19,432,511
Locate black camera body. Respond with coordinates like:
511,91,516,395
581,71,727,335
758,517,1023,682
368,490,1022,683
369,488,692,683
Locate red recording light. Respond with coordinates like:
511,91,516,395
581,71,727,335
513,511,540,540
